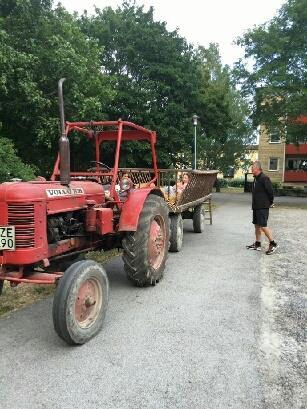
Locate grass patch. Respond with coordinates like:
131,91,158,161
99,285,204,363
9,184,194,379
86,248,121,263
0,282,55,316
0,249,121,318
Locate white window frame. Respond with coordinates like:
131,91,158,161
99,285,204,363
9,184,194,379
269,127,281,143
268,157,279,171
269,135,281,144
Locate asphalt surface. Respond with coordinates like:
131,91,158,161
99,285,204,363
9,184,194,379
0,193,305,409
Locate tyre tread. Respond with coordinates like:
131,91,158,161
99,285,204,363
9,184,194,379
122,194,169,286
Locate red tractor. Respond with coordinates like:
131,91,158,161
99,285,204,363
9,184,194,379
0,79,170,345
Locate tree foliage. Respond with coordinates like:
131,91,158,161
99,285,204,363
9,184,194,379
235,0,307,140
196,44,253,173
0,137,36,182
0,0,252,178
80,2,201,168
0,0,114,175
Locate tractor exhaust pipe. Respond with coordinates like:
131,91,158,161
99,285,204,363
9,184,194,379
58,78,70,186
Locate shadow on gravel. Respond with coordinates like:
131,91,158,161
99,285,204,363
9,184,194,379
104,256,131,289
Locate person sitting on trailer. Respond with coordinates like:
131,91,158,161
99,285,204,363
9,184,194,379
176,173,189,193
161,173,187,198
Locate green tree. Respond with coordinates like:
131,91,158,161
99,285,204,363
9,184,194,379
0,137,36,182
0,0,252,175
80,2,201,168
196,44,253,173
0,0,113,175
235,0,307,141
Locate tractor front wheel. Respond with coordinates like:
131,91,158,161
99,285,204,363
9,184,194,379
52,260,109,345
122,194,169,286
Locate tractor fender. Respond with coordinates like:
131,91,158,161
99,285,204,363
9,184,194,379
118,188,164,232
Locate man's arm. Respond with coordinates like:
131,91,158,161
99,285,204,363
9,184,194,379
263,177,274,205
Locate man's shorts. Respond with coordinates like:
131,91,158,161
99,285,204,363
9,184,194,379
252,209,269,227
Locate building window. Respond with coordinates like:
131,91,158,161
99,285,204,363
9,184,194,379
269,128,281,143
287,159,294,170
269,157,279,171
286,158,307,171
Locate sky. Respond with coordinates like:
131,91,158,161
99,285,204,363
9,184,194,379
58,0,286,67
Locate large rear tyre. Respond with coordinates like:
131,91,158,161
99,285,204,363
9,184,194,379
193,204,205,233
122,194,169,286
169,214,183,252
52,260,109,345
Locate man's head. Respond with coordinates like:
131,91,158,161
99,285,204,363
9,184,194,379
252,161,262,176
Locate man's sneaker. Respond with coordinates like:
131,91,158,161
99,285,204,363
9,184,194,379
266,243,279,255
246,243,261,251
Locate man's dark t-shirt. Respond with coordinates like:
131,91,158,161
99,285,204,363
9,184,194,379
252,172,274,210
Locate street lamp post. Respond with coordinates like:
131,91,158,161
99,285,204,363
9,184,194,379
192,114,198,170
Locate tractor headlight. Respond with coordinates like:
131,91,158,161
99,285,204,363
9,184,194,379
120,177,132,191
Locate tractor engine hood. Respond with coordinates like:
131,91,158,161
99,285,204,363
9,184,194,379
0,180,104,215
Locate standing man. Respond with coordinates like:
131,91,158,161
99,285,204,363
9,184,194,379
246,161,279,255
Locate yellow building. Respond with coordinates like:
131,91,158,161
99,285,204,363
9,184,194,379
258,125,284,183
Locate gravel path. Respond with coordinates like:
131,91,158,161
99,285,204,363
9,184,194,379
259,207,306,409
215,193,307,409
0,193,305,409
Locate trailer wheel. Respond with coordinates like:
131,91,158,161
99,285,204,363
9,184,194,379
169,214,184,252
193,204,205,233
52,260,109,345
122,194,169,286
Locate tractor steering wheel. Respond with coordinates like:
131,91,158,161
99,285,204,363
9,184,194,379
87,161,111,173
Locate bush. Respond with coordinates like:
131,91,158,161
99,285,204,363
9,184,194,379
217,178,244,189
272,181,282,190
0,137,36,182
228,178,245,188
217,178,245,188
216,178,229,188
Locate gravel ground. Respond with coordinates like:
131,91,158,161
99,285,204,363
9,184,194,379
0,193,305,409
258,207,307,409
214,193,307,409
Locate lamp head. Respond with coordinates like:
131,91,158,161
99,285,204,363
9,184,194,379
192,114,198,126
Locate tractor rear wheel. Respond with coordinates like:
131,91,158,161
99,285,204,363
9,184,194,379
122,194,169,286
169,214,183,252
193,204,205,233
52,260,109,345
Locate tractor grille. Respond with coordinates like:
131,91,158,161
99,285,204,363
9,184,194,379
8,203,35,248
